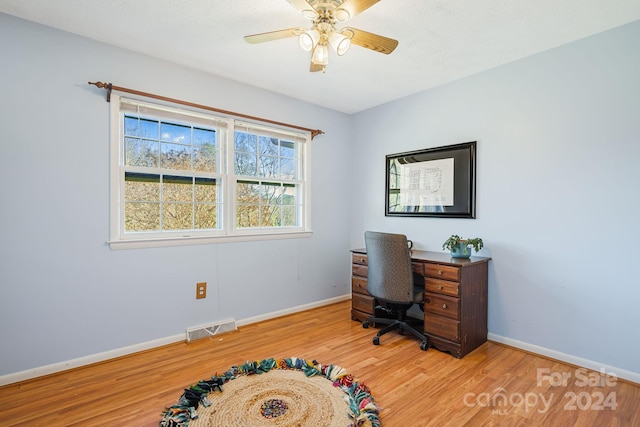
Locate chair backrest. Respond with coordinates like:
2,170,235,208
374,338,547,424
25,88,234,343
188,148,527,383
364,231,414,304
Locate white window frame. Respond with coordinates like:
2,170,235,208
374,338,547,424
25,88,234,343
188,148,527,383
108,94,312,250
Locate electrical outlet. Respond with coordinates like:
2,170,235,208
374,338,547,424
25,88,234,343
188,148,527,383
196,282,207,299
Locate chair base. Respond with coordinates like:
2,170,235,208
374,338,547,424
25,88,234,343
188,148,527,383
363,316,429,351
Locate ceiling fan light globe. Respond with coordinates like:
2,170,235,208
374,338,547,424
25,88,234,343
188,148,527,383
302,9,319,20
334,8,351,22
311,43,329,65
330,31,351,56
298,29,319,51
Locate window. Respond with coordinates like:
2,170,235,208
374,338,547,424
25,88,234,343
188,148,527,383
109,95,311,249
234,124,303,229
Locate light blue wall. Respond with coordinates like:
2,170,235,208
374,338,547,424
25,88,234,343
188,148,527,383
0,14,352,376
350,21,640,376
2,11,639,380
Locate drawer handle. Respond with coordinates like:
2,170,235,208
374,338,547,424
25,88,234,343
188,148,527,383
438,285,444,290
442,303,448,309
437,270,443,275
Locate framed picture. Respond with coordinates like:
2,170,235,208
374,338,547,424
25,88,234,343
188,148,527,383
385,141,476,218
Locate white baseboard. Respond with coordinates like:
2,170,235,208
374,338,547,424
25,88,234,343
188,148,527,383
0,333,185,387
0,294,351,387
488,333,639,384
236,294,350,327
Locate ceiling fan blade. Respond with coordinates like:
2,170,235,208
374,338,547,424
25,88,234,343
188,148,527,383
244,28,303,44
336,0,380,20
343,27,398,54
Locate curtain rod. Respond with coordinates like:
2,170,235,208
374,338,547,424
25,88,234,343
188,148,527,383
88,81,324,140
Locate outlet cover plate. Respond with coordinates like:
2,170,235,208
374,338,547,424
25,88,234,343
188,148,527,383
196,282,207,299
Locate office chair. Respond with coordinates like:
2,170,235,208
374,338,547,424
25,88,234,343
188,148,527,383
362,231,428,351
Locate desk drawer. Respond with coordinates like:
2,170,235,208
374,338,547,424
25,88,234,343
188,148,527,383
425,264,460,281
352,253,368,265
352,264,368,278
425,278,459,297
424,292,459,320
351,277,369,295
425,312,460,342
352,292,375,314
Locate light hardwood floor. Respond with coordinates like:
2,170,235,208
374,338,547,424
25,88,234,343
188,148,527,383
0,301,638,426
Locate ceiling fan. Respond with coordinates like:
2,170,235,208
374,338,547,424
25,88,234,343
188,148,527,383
244,0,398,73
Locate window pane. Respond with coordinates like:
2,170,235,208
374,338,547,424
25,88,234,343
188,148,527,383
124,116,139,137
193,128,216,172
195,204,218,229
163,175,193,203
125,138,159,167
163,203,193,230
237,181,260,204
236,204,259,228
259,136,279,156
161,142,191,170
280,158,296,179
282,205,297,226
281,184,296,205
280,140,295,158
261,205,281,227
234,131,257,153
195,178,217,202
140,118,159,139
125,202,160,231
260,182,280,204
267,185,284,205
259,155,279,177
160,122,190,143
125,173,160,202
193,145,216,172
235,152,257,176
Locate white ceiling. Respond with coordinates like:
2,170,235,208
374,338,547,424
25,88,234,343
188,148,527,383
2,0,640,113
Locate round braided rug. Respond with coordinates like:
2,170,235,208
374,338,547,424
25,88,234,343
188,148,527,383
191,370,346,426
159,357,381,427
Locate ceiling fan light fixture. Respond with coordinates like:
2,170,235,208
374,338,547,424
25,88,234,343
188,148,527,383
298,29,319,51
311,43,329,65
244,0,399,73
329,31,351,56
334,8,351,22
301,9,319,20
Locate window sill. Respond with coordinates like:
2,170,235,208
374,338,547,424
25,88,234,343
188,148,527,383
108,231,313,250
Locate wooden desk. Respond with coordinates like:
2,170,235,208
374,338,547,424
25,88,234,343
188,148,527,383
350,249,491,358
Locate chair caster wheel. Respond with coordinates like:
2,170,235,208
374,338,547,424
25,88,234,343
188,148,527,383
372,336,380,345
420,341,428,351
362,321,369,329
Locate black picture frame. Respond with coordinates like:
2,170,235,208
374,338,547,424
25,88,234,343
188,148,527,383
385,141,476,218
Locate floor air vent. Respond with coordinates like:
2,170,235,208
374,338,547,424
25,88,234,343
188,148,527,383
186,319,237,342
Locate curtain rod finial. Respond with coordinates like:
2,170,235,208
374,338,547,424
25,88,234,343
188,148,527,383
88,81,113,102
311,129,324,140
